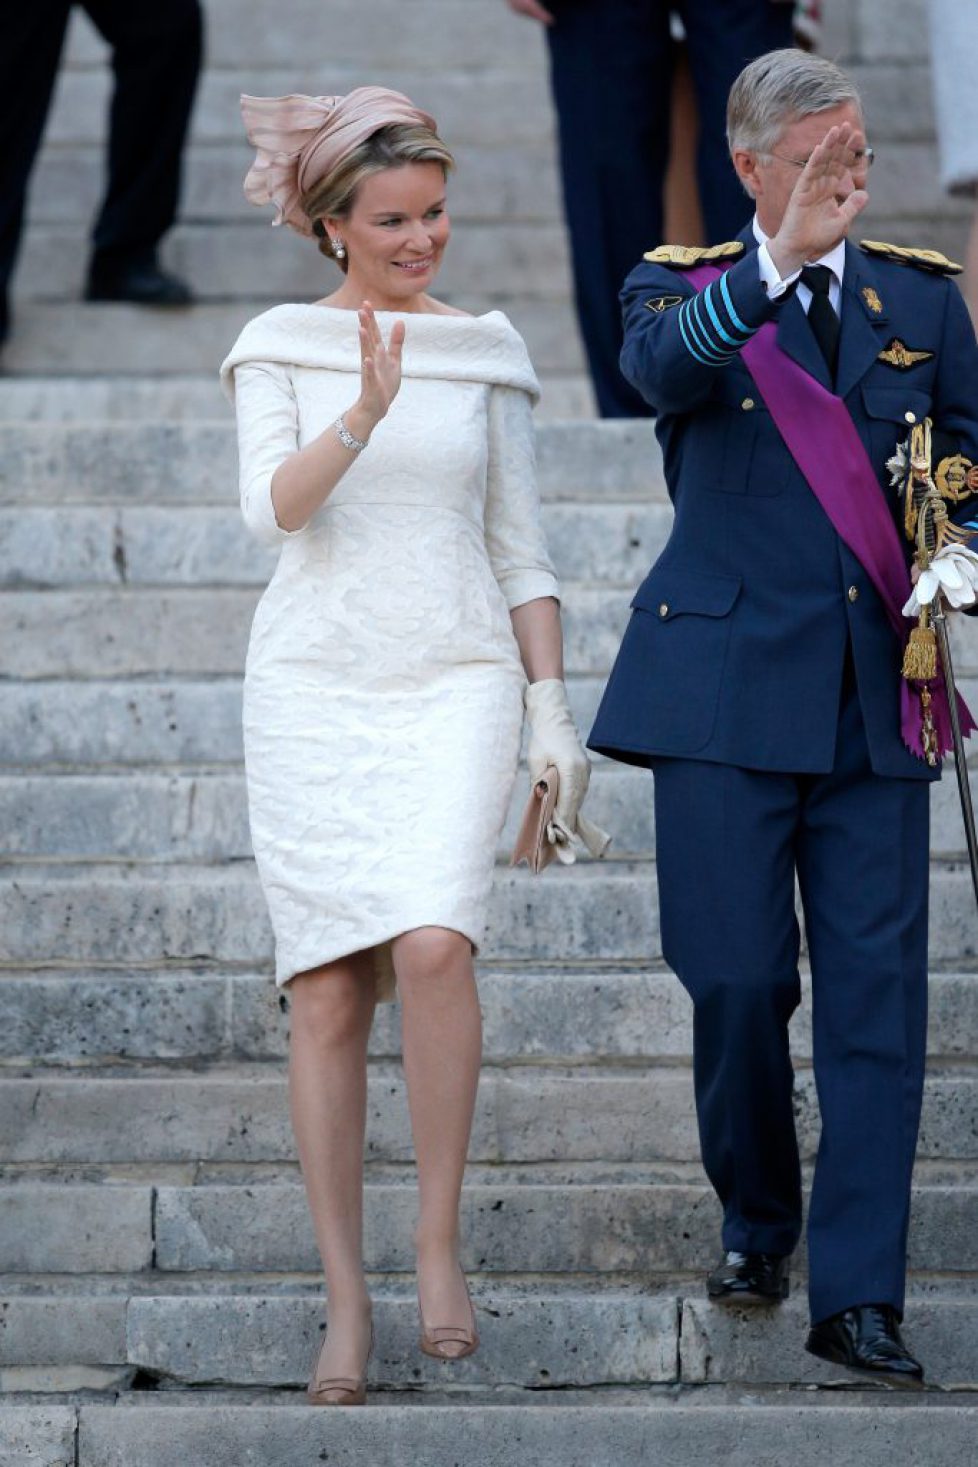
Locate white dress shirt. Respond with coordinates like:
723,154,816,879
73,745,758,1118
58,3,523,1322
753,217,845,316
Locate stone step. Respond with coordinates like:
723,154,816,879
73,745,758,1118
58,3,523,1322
18,222,572,304
0,862,658,967
129,1295,978,1392
0,768,651,863
62,1,550,85
2,859,978,966
0,679,252,768
6,764,978,863
6,674,978,785
6,1400,978,1467
3,1069,975,1171
30,143,564,226
0,504,672,590
3,1289,970,1392
0,300,584,376
0,674,606,771
0,421,662,504
0,585,631,680
51,61,551,151
7,584,978,685
2,969,976,1069
0,372,597,423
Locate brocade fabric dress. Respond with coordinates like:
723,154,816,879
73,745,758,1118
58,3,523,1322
220,306,558,1000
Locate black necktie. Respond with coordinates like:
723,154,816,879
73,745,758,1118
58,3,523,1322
800,264,840,377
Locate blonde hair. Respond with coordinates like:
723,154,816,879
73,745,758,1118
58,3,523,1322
302,123,455,270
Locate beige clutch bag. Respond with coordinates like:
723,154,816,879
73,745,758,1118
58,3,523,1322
511,765,561,874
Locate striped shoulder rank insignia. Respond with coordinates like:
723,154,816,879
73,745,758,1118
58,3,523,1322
859,239,963,276
878,338,934,370
643,241,745,269
644,294,683,314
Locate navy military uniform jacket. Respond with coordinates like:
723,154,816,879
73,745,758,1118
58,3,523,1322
588,222,978,781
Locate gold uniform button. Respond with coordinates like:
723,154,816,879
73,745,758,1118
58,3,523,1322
848,585,860,603
905,410,916,424
741,397,755,411
659,603,670,619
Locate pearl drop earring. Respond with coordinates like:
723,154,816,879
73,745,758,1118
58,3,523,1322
333,239,347,260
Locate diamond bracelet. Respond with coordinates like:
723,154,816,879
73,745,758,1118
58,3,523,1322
333,413,370,455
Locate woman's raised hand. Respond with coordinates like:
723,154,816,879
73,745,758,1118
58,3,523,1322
356,303,405,427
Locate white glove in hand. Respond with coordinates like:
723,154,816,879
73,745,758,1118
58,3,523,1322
902,543,978,617
525,678,611,862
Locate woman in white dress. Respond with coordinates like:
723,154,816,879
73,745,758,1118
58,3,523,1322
220,87,605,1404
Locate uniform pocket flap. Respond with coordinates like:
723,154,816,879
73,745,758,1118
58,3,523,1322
631,568,742,620
861,385,932,423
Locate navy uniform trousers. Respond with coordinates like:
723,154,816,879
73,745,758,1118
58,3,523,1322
544,0,794,416
0,1,202,338
652,651,929,1324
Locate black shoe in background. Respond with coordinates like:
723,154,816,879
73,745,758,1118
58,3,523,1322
706,1251,790,1304
85,255,193,307
806,1303,924,1388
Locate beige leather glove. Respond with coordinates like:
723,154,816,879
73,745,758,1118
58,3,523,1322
525,678,611,862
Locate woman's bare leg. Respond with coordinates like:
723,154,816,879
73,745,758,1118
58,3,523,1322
393,926,482,1353
288,954,377,1380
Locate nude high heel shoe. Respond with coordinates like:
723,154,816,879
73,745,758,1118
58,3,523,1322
307,1321,373,1406
418,1267,480,1361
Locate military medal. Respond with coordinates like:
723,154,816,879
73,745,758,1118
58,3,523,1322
935,453,978,501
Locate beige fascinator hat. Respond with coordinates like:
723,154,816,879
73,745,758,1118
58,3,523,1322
240,87,438,237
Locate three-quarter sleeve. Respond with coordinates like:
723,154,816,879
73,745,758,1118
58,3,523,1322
232,360,305,546
484,385,560,610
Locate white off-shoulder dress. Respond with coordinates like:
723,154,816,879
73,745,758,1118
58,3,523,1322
220,306,559,1000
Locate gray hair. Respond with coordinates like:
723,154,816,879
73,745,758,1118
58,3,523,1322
727,49,863,156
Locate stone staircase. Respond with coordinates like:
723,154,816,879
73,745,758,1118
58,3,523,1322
2,0,978,1460
1,410,977,1463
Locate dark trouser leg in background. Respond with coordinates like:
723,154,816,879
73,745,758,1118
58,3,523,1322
82,0,202,279
652,754,805,1257
0,2,73,343
680,0,796,244
799,679,929,1324
546,0,671,418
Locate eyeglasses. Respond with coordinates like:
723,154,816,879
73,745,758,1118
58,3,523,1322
768,146,875,170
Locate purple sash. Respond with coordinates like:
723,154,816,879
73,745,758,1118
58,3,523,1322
687,262,974,760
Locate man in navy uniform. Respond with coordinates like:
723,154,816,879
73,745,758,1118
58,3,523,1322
589,49,978,1384
506,0,796,417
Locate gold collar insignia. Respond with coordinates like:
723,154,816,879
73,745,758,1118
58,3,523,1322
878,338,934,370
861,286,883,314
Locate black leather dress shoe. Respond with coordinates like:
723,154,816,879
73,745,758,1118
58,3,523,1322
806,1304,924,1388
84,260,193,307
706,1251,790,1304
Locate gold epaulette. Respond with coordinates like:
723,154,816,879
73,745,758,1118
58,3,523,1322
859,239,963,276
642,241,745,268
